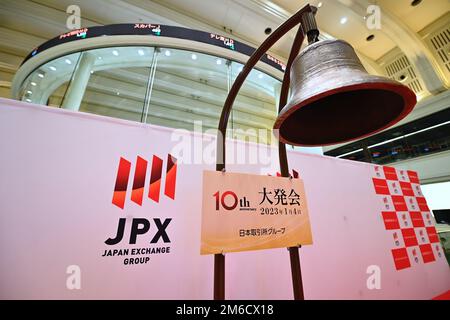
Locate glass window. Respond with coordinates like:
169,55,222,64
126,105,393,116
79,47,155,122
19,46,283,145
144,48,227,132
20,52,81,106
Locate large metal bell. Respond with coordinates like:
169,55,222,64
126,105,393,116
274,39,417,146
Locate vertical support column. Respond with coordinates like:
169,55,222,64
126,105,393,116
61,52,95,111
142,48,159,123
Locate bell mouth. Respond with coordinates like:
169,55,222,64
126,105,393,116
274,83,416,146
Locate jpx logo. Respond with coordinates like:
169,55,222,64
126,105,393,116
112,154,177,209
104,154,177,252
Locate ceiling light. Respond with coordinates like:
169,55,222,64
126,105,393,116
116,92,120,96
30,82,37,86
340,17,348,24
216,59,222,65
138,49,145,56
258,73,263,79
337,148,363,158
90,70,94,74
317,2,322,8
367,121,450,149
164,50,171,57
98,56,102,60
112,50,119,56
191,53,197,60
336,122,450,157
65,59,72,64
49,66,56,71
25,99,32,103
26,90,32,95
37,73,44,78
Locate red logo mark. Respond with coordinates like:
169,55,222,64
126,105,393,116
409,211,424,228
407,170,420,184
399,181,414,196
372,178,390,195
426,226,439,243
419,244,436,263
382,211,400,230
383,166,398,181
112,154,177,209
391,195,407,211
416,197,430,212
401,228,418,247
391,248,411,270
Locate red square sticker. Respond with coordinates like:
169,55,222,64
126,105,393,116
401,228,418,247
419,244,435,263
426,226,439,243
399,181,414,196
407,170,420,184
409,211,425,227
416,197,430,212
392,195,407,211
372,178,390,195
384,166,398,181
391,248,411,270
382,212,400,230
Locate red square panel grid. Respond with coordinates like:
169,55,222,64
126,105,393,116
371,166,441,271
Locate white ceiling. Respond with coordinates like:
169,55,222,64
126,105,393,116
152,0,449,60
0,0,448,65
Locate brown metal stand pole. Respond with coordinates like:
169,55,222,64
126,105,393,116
213,4,316,300
214,253,225,300
288,246,304,299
